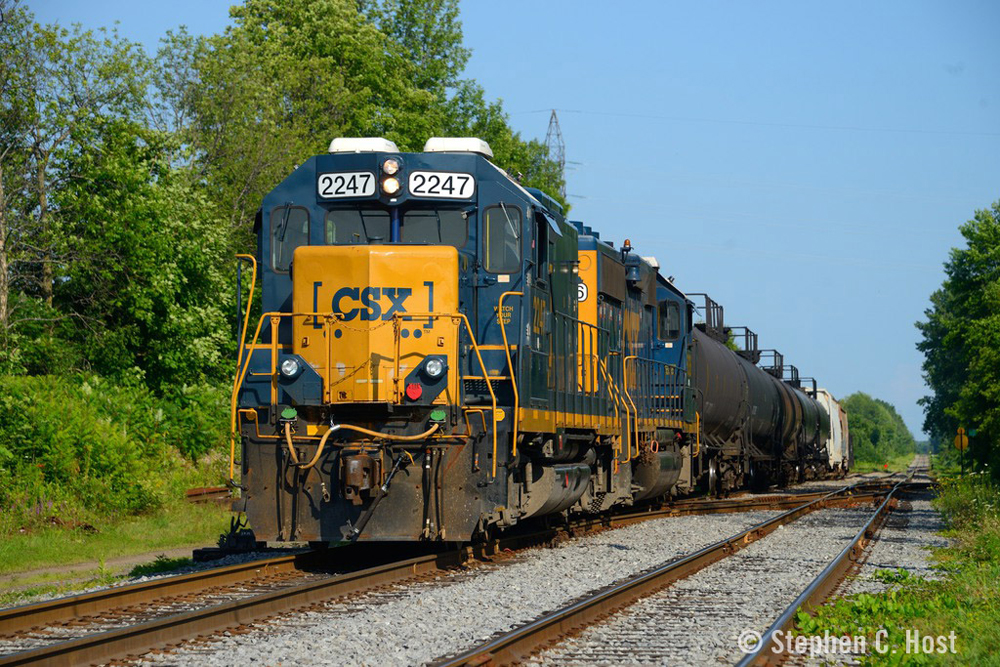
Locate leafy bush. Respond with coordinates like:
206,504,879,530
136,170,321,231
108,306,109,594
0,374,229,534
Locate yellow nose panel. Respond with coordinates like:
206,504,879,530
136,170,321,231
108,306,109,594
292,245,459,404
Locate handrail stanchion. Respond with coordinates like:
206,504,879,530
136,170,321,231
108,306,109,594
623,355,641,458
229,255,258,486
498,291,524,455
269,316,281,408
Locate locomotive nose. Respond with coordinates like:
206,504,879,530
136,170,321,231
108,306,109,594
290,245,459,405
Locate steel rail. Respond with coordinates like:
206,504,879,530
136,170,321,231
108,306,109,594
0,551,316,635
0,476,911,666
656,491,885,516
430,480,889,667
0,522,628,667
1,486,891,637
0,551,463,667
737,480,908,666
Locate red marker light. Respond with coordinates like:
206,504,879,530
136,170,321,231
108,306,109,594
405,383,423,401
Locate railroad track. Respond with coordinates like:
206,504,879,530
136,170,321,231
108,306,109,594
0,472,914,666
430,470,923,667
183,487,231,504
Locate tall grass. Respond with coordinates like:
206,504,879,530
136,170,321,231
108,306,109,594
0,374,229,535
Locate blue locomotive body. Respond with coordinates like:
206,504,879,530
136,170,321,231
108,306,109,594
230,137,849,544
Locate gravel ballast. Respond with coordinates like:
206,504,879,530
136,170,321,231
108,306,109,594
529,507,878,666
135,510,785,666
841,492,946,595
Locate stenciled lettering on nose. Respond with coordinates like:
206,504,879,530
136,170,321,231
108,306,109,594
331,286,414,321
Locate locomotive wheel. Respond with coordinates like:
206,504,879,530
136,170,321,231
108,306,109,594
707,458,719,496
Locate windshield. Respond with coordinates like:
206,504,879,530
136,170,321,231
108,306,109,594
325,208,467,247
271,206,309,272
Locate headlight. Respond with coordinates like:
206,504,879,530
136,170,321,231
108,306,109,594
382,176,400,195
382,158,400,175
424,358,445,379
280,358,301,377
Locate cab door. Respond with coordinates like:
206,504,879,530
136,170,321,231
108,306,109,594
473,199,526,406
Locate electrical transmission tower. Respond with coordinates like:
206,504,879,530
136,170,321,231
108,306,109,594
544,110,566,199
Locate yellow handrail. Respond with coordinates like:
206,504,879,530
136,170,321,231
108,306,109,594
392,311,500,477
598,357,630,463
230,310,335,482
498,291,523,456
622,355,641,460
595,358,621,461
269,316,280,408
232,308,504,480
229,254,256,484
234,255,257,376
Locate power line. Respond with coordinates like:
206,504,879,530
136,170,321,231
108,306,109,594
544,110,567,199
517,108,1000,139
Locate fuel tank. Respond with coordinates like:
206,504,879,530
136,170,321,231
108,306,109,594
632,446,683,501
518,462,591,519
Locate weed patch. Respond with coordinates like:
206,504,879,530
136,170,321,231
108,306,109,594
129,555,193,578
792,465,1000,664
0,374,229,535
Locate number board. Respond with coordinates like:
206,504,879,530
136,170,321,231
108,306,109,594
317,171,376,199
408,171,475,199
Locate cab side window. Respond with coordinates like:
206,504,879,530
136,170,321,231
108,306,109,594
483,204,522,273
533,210,549,281
658,300,681,340
271,206,310,272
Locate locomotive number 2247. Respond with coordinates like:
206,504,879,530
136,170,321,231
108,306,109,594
408,171,475,199
317,171,376,199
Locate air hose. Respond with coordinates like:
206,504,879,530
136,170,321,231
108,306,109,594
284,422,341,470
283,422,440,470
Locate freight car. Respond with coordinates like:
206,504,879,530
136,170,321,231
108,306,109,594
230,136,851,544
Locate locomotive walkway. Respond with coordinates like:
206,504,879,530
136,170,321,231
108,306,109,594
0,469,924,666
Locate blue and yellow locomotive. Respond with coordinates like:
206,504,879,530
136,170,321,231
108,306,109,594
231,137,849,544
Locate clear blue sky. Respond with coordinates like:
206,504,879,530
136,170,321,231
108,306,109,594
28,0,1000,437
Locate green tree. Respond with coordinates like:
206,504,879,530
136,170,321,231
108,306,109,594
160,0,564,242
916,201,1000,472
51,117,231,388
842,392,916,463
163,0,441,236
0,2,151,368
361,0,470,94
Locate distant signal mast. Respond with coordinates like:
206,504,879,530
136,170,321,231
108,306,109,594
544,109,566,199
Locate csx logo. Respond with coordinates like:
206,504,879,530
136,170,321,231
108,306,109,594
332,287,411,321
